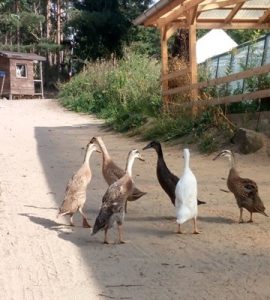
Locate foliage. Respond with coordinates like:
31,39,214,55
69,0,157,61
60,56,234,154
59,51,162,132
226,29,267,45
141,107,234,153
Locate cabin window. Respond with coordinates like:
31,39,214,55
16,64,27,78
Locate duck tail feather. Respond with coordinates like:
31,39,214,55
197,199,206,205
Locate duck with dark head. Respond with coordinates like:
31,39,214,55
143,140,205,207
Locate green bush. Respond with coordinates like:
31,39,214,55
59,51,162,131
59,51,234,153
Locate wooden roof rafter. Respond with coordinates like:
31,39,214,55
197,0,246,12
134,0,270,30
259,8,270,23
224,2,245,23
157,0,205,27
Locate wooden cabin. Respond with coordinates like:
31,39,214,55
0,51,46,100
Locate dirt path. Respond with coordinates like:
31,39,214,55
0,100,270,300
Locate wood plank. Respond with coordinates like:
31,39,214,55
189,23,198,115
165,23,181,40
162,68,190,81
160,26,169,107
145,0,185,26
195,21,270,29
224,2,244,23
177,89,270,108
163,63,270,96
258,8,270,23
198,0,247,12
157,0,205,27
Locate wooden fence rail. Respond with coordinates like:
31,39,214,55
163,63,270,97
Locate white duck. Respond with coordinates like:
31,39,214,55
175,148,199,234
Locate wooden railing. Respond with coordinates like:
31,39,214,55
162,63,270,107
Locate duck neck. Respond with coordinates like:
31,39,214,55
184,155,190,172
155,144,163,159
97,139,110,162
228,154,235,169
83,148,94,165
126,154,135,177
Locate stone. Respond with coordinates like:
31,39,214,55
233,128,264,154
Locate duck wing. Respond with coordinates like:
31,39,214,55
103,160,125,185
238,177,258,198
156,157,179,205
58,174,85,215
93,182,126,234
233,177,268,216
128,186,147,201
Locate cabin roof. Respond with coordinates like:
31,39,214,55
0,51,46,61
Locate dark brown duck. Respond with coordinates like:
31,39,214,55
213,149,268,223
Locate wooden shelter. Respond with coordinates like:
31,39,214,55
0,51,46,100
134,0,270,114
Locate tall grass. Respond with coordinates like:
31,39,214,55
59,51,234,153
59,52,162,132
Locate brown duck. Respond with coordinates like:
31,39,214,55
92,149,144,244
57,142,100,227
213,149,268,223
90,136,146,212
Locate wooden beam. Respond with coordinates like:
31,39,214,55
160,26,169,109
259,8,270,23
198,0,247,12
165,23,181,40
162,68,190,81
178,89,270,108
163,63,270,96
195,21,270,29
157,0,205,27
189,23,198,114
145,0,185,26
188,5,199,25
224,2,244,23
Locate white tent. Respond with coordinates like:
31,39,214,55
196,29,238,64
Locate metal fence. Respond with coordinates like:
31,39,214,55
199,33,270,96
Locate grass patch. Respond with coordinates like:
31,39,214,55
59,52,235,153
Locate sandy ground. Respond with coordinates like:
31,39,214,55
0,99,270,300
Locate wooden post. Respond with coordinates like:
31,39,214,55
0,74,5,97
189,23,198,115
160,26,169,111
40,61,44,99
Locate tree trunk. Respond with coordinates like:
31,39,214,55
57,0,62,63
46,0,52,65
15,0,20,49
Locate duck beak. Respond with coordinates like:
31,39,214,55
213,152,222,161
138,154,145,161
142,143,151,150
90,137,96,144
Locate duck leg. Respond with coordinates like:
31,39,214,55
177,224,182,234
193,218,199,234
247,212,253,223
78,207,91,228
117,224,125,244
124,201,128,213
239,208,244,223
104,226,109,244
70,213,74,226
